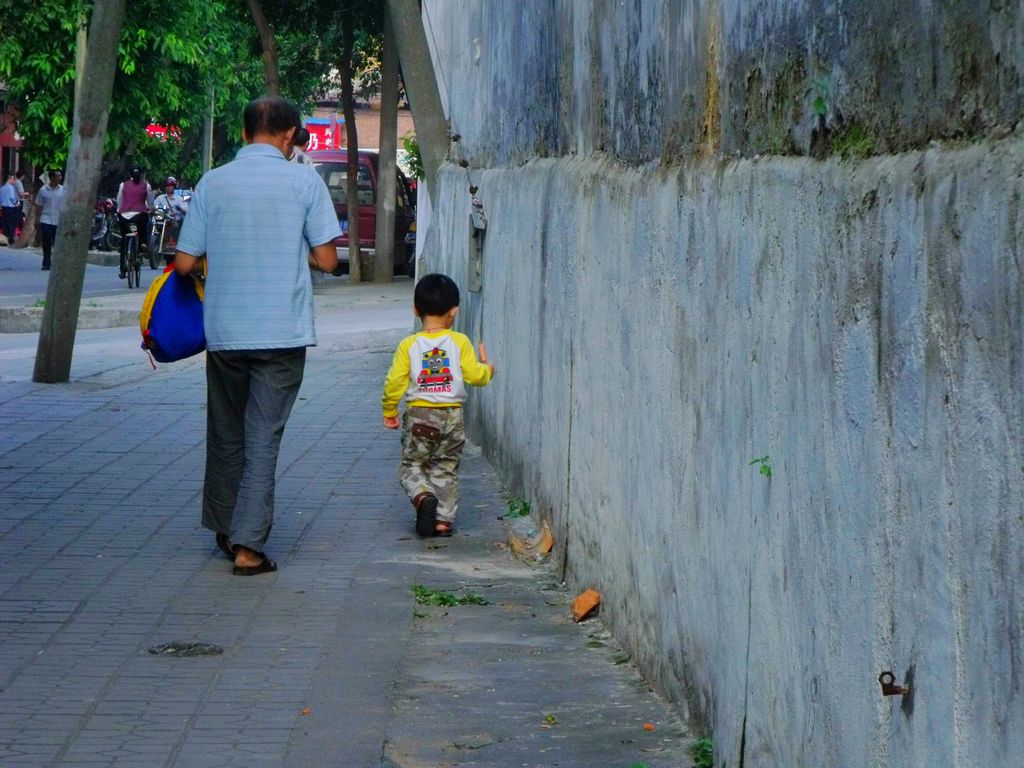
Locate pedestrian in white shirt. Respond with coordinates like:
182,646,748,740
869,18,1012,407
35,169,66,270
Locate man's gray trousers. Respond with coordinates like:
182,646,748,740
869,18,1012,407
202,348,306,553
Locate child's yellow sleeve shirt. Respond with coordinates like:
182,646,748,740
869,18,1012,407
382,335,416,418
454,333,493,387
381,331,492,418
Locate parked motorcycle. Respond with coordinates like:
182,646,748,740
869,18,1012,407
89,198,116,251
103,203,122,253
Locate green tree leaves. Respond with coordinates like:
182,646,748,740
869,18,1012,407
1,0,387,184
2,0,252,174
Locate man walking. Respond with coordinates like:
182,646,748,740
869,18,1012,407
174,96,340,576
13,170,27,200
35,169,66,270
0,175,19,245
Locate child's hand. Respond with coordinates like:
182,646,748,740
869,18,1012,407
383,415,400,429
478,343,496,378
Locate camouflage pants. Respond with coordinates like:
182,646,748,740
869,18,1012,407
400,406,466,523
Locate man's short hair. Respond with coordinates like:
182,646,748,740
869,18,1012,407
294,127,311,146
244,97,302,138
414,273,460,317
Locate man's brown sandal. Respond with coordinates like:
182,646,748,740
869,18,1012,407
435,521,453,537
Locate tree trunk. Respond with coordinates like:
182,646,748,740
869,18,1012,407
213,121,229,164
101,130,141,185
386,0,449,187
34,0,127,383
339,25,364,282
177,129,202,173
201,83,215,172
374,11,399,284
385,0,449,276
73,8,88,108
244,0,280,95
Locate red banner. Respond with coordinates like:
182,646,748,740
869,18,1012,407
303,122,343,151
145,124,181,142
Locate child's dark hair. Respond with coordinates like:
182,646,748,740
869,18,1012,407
414,273,460,317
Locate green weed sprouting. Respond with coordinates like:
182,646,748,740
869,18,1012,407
411,584,488,607
750,455,772,479
506,497,531,518
690,736,714,768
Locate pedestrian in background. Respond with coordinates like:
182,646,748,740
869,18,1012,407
34,169,66,270
174,96,340,576
290,127,314,166
0,175,19,245
13,170,27,201
290,127,326,286
381,273,495,537
12,171,27,232
11,171,29,246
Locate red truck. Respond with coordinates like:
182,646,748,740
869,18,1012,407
308,149,417,276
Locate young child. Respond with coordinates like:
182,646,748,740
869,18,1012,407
382,274,495,537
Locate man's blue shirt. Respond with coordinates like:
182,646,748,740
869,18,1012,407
0,183,17,208
177,143,341,351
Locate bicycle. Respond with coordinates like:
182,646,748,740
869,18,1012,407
120,217,142,289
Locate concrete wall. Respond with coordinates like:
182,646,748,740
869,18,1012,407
419,2,1024,765
426,0,1024,164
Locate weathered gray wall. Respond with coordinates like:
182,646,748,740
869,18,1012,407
427,0,1024,164
419,2,1024,765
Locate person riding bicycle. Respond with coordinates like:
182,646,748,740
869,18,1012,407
116,166,154,279
153,176,189,220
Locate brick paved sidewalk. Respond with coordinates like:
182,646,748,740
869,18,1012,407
0,336,693,767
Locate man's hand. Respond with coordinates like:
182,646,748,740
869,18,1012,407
174,250,198,277
478,342,495,377
383,415,400,429
309,242,339,273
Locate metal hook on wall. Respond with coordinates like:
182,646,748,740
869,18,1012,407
878,671,909,697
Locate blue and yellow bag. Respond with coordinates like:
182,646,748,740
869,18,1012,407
139,266,206,363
